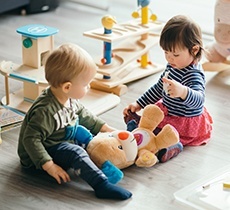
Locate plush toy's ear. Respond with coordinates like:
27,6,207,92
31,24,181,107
139,104,164,131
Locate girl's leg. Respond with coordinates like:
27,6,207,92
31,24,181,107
124,110,141,125
47,142,132,200
157,142,183,163
124,110,141,132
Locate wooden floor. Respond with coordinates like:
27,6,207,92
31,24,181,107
0,1,230,210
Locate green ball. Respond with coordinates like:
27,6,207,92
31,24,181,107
23,38,32,48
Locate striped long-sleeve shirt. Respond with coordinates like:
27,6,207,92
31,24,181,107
137,63,206,117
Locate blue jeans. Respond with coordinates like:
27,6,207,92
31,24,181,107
47,142,107,188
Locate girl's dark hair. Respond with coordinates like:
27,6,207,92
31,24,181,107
159,15,203,61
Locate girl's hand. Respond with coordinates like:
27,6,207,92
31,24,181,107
43,160,71,184
123,102,141,116
162,77,188,100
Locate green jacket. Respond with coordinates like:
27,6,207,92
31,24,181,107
17,87,105,169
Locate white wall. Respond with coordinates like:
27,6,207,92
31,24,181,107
152,0,216,35
109,0,216,35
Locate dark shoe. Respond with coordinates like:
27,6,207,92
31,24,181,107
157,142,183,163
127,120,138,132
124,110,141,124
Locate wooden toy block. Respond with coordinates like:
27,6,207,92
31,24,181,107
90,82,128,96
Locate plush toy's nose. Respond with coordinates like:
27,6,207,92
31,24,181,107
118,131,130,140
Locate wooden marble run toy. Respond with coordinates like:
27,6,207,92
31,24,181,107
84,0,164,96
0,24,120,114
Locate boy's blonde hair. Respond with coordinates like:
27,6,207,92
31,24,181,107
160,15,203,61
45,43,97,88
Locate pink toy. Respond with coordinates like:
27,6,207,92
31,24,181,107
205,0,230,63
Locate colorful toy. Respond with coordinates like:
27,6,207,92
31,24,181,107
84,0,164,96
87,130,138,184
0,24,120,114
132,0,157,67
87,104,179,172
2,24,58,105
87,130,138,169
203,0,230,71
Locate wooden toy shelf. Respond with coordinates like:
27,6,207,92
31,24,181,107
0,24,120,115
84,18,165,95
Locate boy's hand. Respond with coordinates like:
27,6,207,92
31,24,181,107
162,77,188,100
43,160,70,184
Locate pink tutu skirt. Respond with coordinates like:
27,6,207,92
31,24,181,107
156,101,213,146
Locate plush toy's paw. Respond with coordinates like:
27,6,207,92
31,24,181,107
156,124,179,149
75,125,93,145
101,161,124,184
135,150,158,167
65,125,93,145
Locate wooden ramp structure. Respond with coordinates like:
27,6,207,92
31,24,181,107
84,18,165,95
